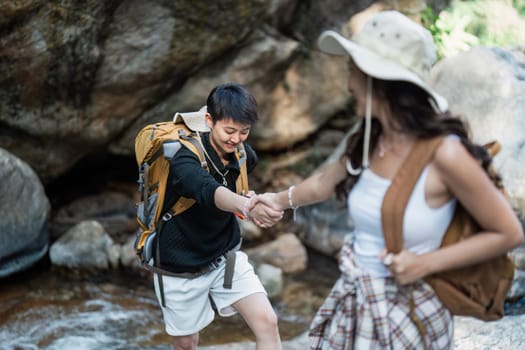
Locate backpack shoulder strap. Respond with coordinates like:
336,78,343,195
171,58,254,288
166,130,210,216
381,137,444,254
235,142,250,196
178,130,209,171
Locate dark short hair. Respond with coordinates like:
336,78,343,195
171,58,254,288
206,82,258,125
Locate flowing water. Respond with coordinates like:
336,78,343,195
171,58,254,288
5,252,523,350
0,253,338,350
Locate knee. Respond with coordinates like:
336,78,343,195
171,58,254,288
172,333,198,350
258,309,280,334
266,310,279,329
251,310,280,344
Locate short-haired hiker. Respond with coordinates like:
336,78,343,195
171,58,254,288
155,82,283,350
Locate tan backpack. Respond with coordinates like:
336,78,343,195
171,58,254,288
381,137,514,321
133,106,249,268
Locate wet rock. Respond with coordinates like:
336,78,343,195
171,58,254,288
49,220,117,270
246,233,308,273
50,191,136,240
256,263,283,299
294,200,351,257
120,234,142,270
0,148,50,278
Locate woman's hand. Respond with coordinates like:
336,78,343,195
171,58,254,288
245,193,284,228
380,249,429,285
251,192,284,211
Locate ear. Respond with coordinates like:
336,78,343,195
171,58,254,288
205,113,214,129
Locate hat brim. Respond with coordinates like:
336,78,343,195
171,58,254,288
173,105,210,132
318,30,448,112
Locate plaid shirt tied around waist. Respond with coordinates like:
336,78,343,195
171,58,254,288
309,240,453,350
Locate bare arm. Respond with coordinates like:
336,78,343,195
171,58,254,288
214,186,283,226
388,138,524,284
257,157,348,211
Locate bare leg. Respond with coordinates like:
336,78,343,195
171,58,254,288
233,292,282,350
171,333,199,350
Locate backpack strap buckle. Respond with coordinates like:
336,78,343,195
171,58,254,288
162,212,173,221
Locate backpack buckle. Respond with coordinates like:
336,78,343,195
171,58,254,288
162,212,173,221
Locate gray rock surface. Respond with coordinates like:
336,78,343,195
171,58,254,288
430,47,525,219
0,148,50,277
49,220,118,269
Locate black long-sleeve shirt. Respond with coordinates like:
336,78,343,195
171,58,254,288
158,132,257,273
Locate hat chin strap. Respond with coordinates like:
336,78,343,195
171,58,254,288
363,76,372,169
346,76,372,176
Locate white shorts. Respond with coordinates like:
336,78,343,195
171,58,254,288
153,251,267,336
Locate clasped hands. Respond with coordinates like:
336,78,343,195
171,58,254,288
243,192,283,228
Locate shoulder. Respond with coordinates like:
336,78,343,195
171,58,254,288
170,141,201,166
433,135,471,171
431,135,486,189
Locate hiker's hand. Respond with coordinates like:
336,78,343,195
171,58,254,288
249,202,283,227
380,249,426,285
249,192,284,211
248,194,284,228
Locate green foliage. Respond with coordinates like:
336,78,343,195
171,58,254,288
422,0,525,59
513,0,525,15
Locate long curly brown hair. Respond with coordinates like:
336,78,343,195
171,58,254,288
335,78,501,200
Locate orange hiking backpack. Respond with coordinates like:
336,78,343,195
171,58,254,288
381,137,514,321
133,106,250,268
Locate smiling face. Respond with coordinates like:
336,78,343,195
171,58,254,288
206,113,251,161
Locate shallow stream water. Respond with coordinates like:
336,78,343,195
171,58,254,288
0,252,338,350
3,250,524,350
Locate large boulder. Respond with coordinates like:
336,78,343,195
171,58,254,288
0,0,295,181
0,148,50,277
429,47,525,220
0,0,387,182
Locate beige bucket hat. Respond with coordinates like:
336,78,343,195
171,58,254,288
318,10,448,112
173,105,210,132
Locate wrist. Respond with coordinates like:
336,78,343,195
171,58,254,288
288,185,299,221
242,196,254,220
420,252,437,278
288,185,299,209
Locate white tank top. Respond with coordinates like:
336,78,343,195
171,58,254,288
348,166,457,277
